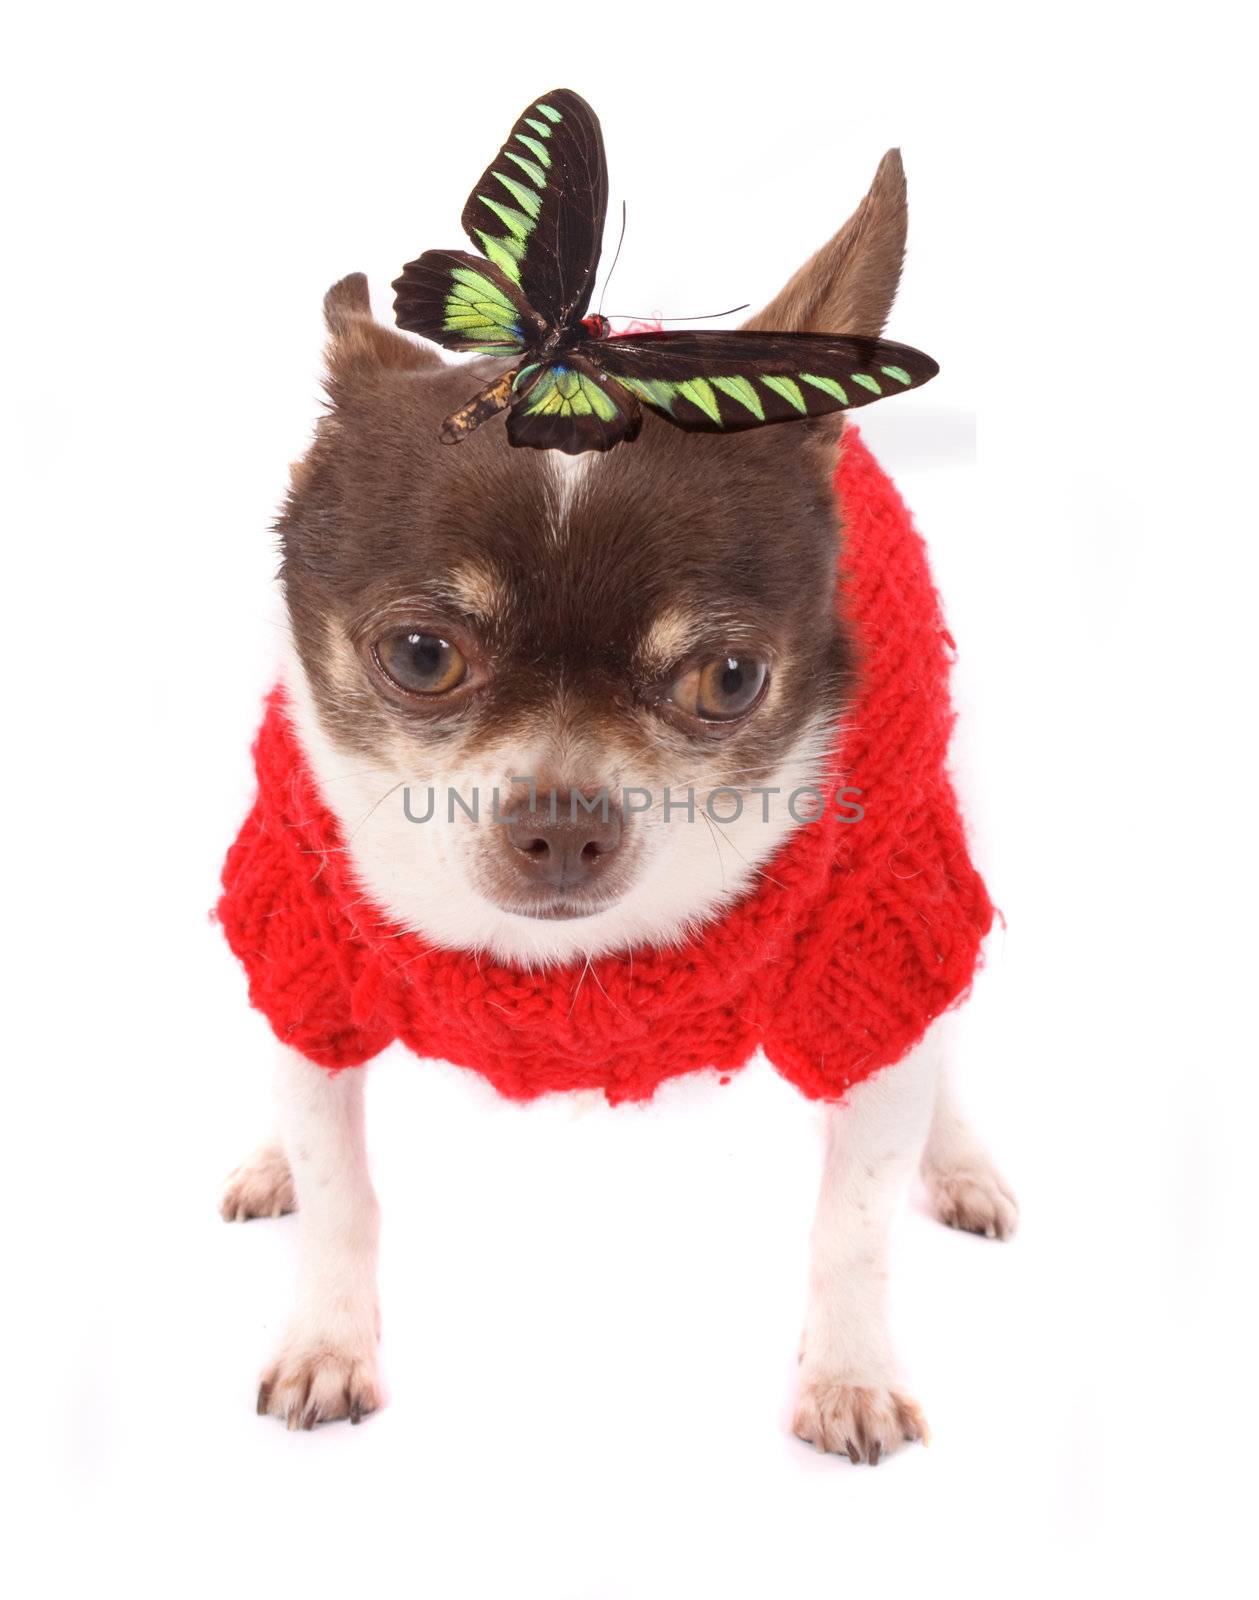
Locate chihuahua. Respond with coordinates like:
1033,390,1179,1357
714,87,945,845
220,148,1015,1462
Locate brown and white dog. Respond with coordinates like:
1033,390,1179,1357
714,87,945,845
220,150,1016,1461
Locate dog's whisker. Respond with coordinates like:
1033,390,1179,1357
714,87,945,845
699,811,727,893
346,780,408,843
702,810,787,890
567,955,592,1018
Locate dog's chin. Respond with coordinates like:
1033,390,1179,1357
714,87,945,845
486,889,626,923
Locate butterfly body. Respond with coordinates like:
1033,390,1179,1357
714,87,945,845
393,90,939,454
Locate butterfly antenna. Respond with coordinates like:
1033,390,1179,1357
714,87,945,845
597,201,628,319
604,303,751,322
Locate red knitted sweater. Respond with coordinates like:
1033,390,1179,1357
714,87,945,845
218,431,992,1103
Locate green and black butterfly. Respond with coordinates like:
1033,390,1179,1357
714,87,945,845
392,88,938,455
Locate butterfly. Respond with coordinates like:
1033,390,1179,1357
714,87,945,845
392,89,938,455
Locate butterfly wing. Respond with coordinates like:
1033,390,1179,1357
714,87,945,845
461,88,607,332
507,355,641,455
392,248,547,357
595,331,939,432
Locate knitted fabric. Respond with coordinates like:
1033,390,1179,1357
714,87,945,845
218,430,992,1103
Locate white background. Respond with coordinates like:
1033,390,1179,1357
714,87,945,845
6,3,1256,1596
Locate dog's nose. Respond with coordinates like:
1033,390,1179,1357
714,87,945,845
503,790,623,891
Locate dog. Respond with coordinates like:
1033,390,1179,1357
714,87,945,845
219,148,1016,1461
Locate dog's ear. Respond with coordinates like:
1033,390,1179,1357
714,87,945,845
289,274,437,492
743,150,907,337
322,271,436,384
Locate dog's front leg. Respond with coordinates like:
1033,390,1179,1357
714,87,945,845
256,1045,383,1429
792,1027,941,1463
921,1067,1019,1240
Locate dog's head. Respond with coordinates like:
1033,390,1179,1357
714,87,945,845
279,152,910,965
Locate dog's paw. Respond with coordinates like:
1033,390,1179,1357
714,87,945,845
220,1143,296,1222
792,1376,928,1464
924,1160,1018,1240
257,1338,383,1430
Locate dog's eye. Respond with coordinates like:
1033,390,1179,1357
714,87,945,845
373,630,468,696
669,656,768,722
